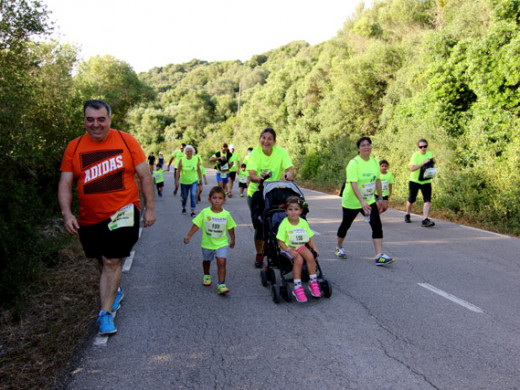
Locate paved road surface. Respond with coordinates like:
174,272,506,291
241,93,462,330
64,170,520,389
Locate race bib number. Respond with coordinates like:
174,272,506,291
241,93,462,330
108,204,134,231
220,162,229,170
220,172,228,179
239,176,248,183
360,182,376,200
288,228,309,248
382,181,389,195
205,216,227,238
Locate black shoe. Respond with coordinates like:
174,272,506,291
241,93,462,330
421,218,435,227
182,208,186,214
190,212,196,218
404,214,411,223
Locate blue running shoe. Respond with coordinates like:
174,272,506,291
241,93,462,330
97,311,117,335
335,248,347,259
375,253,395,266
111,287,124,312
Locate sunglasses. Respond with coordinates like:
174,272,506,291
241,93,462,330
418,145,428,149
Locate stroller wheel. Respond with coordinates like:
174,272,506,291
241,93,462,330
320,280,332,298
271,284,281,304
260,269,268,287
267,268,276,284
280,284,292,302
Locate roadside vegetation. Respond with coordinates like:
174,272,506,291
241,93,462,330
1,0,519,388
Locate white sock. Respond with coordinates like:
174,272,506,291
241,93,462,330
309,274,317,282
294,279,302,289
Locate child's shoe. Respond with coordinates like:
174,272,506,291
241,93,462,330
292,286,307,303
217,284,230,295
308,280,321,298
203,274,212,286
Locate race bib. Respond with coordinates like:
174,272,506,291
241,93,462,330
220,162,229,171
288,228,309,248
360,182,376,201
382,181,389,194
204,216,227,238
239,176,248,183
108,204,135,231
220,172,228,179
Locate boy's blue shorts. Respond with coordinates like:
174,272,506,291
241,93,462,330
216,172,229,184
202,246,229,261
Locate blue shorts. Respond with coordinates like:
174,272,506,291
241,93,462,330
216,172,229,184
202,246,229,261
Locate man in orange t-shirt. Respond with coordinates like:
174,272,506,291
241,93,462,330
58,100,156,335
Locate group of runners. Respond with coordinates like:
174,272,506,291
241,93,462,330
59,99,436,334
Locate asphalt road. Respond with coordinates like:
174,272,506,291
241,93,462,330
64,170,520,390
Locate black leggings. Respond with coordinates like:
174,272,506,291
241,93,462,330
337,203,383,240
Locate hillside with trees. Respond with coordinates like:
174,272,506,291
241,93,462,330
130,0,520,236
2,0,520,306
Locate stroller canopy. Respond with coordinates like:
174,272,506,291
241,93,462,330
263,181,306,212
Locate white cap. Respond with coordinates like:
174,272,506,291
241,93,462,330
230,144,235,149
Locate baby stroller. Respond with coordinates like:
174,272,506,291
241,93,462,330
257,180,332,303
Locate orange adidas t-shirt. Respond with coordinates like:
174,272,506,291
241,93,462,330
60,129,146,226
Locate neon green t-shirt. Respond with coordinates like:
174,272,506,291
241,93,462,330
193,207,236,250
196,155,206,175
179,156,199,185
409,151,433,184
379,172,394,197
276,217,314,249
229,151,241,172
342,156,380,209
238,169,248,183
171,150,184,168
153,169,164,184
247,146,293,197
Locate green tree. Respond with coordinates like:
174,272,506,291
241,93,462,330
74,55,155,128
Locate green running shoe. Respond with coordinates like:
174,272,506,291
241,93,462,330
217,284,230,295
203,274,211,286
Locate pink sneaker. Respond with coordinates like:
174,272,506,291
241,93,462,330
308,280,322,298
292,286,307,303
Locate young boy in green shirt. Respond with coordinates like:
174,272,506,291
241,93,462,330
238,163,249,197
153,163,164,197
377,159,394,213
184,186,236,294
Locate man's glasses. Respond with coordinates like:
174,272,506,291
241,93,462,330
418,145,428,149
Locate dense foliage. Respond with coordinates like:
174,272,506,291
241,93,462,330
2,0,520,304
131,0,520,234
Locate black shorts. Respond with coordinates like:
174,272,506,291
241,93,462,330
408,181,432,203
229,171,237,181
78,205,140,259
156,182,164,189
239,182,248,189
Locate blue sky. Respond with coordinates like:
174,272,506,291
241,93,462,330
43,0,369,72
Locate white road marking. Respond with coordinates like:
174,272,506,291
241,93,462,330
418,283,484,313
122,251,135,273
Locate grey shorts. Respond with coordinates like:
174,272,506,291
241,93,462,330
202,246,229,261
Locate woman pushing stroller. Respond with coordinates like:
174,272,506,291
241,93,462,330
276,196,321,302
